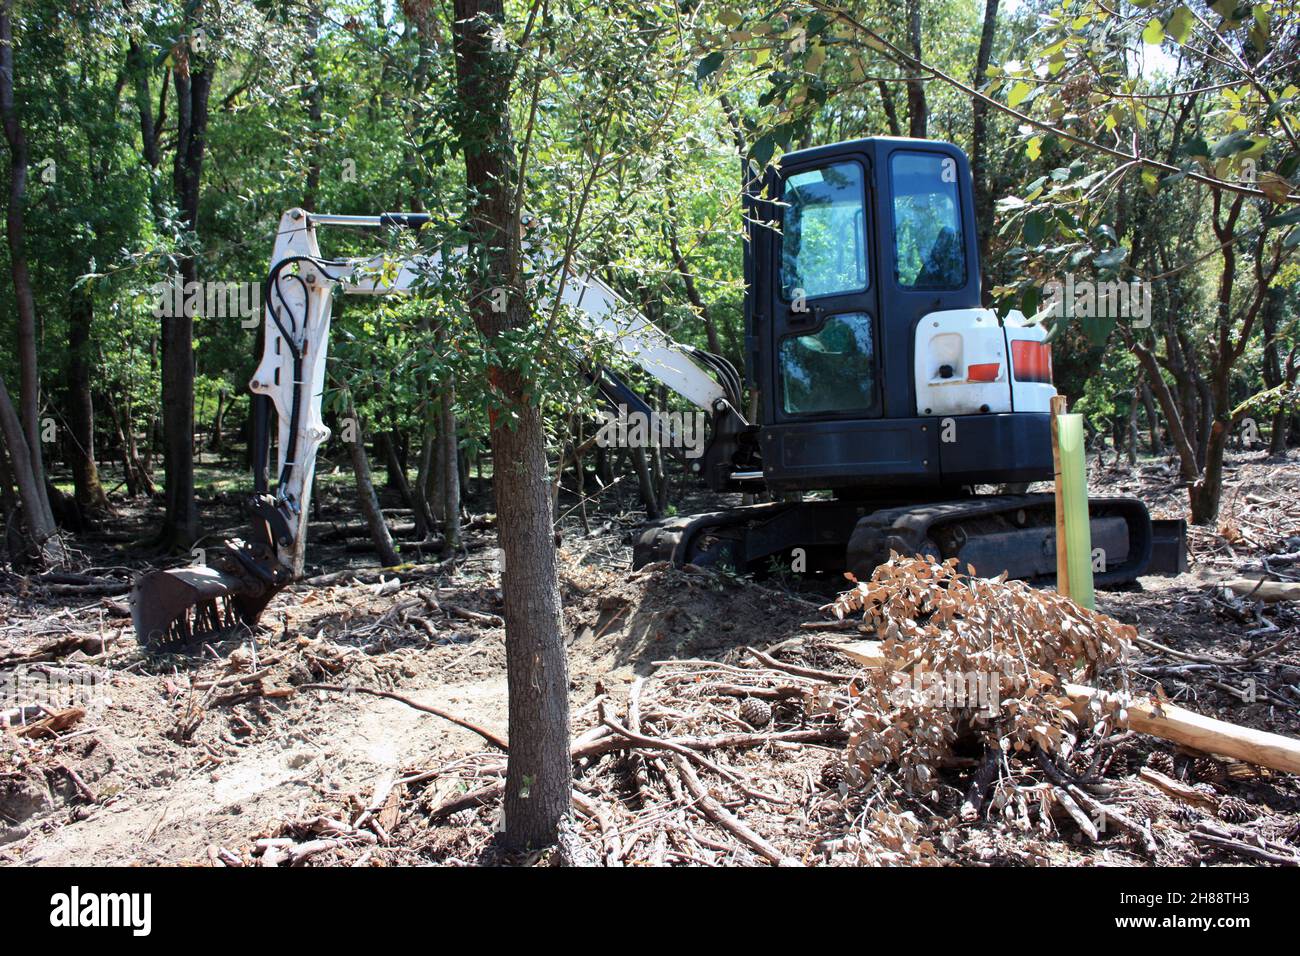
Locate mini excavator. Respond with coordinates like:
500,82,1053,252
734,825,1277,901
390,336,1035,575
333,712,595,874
130,137,1186,648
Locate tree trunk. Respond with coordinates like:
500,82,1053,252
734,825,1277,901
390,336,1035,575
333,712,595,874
1140,382,1163,454
0,1,59,554
67,286,109,512
1190,421,1229,525
905,0,928,138
1130,341,1198,481
0,373,61,564
380,432,417,512
439,381,461,555
453,0,570,850
208,388,227,452
630,445,660,519
876,81,901,136
344,399,401,566
159,42,211,549
970,0,999,301
666,191,721,355
1260,288,1292,456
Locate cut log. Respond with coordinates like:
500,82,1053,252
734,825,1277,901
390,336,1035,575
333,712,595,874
1221,576,1300,602
831,641,1300,775
831,640,887,669
1063,683,1300,776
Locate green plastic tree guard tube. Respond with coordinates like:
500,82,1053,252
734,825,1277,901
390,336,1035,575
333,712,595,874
1056,412,1095,610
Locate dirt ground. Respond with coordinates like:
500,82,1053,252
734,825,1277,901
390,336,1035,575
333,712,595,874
2,449,1299,866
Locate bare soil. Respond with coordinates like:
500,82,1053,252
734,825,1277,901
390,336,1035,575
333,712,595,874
2,449,1299,866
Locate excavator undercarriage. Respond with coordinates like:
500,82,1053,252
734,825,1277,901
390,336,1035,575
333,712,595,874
634,494,1187,588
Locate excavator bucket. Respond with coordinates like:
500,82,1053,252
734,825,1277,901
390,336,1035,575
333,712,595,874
129,539,289,651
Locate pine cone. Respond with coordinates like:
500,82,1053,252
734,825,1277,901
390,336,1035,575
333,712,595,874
1128,796,1162,823
1105,748,1132,778
819,759,846,790
1144,751,1175,776
739,697,772,728
1067,750,1095,779
1217,797,1254,824
1193,756,1227,786
448,808,477,828
1170,804,1201,824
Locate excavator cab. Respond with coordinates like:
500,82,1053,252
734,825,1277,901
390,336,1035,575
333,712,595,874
637,136,1185,582
741,137,1054,493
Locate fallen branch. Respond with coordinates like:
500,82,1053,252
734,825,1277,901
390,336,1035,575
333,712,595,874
298,684,508,751
1222,576,1300,603
744,646,846,682
1190,823,1300,866
671,754,798,866
1137,767,1219,810
11,706,85,739
1065,683,1300,775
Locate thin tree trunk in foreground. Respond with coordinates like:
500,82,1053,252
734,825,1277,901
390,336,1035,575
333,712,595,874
67,286,109,512
453,0,571,851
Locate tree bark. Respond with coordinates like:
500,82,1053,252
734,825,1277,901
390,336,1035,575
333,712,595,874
439,381,462,555
970,0,999,301
666,190,721,355
1130,340,1198,481
905,0,927,138
453,0,571,850
0,1,59,552
1140,382,1163,454
876,81,902,136
344,399,401,567
159,38,211,549
67,285,109,512
0,373,61,564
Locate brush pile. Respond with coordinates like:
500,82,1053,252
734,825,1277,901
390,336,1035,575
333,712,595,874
822,556,1137,795
341,556,1298,866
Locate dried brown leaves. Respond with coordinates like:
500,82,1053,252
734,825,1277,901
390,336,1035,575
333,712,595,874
822,555,1137,793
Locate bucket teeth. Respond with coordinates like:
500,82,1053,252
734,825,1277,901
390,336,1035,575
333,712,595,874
129,542,289,651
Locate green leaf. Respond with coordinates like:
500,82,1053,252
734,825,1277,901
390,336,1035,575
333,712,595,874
1083,314,1118,346
1264,208,1300,228
1093,247,1128,269
750,133,776,167
1008,81,1034,108
1026,136,1043,160
1210,131,1262,158
1023,212,1047,246
1141,19,1164,45
696,51,724,81
1179,136,1210,160
1166,6,1195,43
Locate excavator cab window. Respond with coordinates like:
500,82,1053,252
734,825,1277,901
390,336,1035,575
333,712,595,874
774,159,878,417
890,151,966,290
780,313,876,414
780,162,868,300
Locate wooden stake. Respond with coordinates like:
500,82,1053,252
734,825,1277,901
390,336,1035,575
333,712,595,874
1050,393,1070,598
